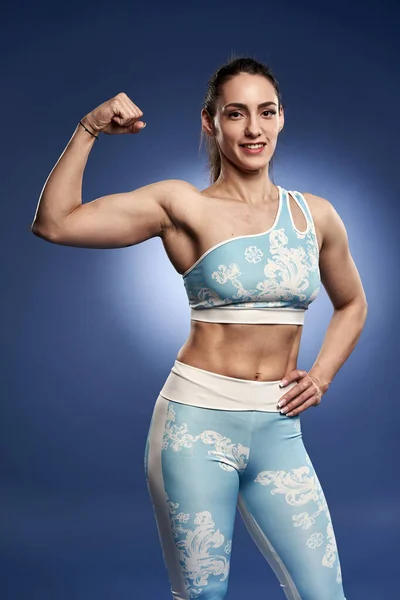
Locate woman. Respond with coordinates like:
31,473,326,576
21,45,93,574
32,56,367,599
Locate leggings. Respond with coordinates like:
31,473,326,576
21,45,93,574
144,359,347,600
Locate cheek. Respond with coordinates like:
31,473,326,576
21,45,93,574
218,140,239,161
217,131,239,152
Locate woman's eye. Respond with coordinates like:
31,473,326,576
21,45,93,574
228,110,276,119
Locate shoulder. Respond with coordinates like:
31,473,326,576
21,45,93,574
158,179,203,233
155,178,199,206
301,191,348,248
301,191,334,220
156,179,200,207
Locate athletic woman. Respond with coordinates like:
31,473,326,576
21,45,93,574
32,56,367,599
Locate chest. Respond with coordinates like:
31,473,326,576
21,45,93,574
162,188,323,278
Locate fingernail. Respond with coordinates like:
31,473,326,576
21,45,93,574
279,379,288,387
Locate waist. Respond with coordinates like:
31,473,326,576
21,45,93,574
159,359,298,412
189,307,306,325
178,320,301,381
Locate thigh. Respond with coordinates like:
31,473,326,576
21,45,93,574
145,395,246,599
238,412,347,600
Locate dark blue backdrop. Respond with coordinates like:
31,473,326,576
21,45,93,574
2,0,399,598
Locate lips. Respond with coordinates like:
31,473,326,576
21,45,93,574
239,143,266,154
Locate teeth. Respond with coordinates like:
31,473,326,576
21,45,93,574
243,144,264,148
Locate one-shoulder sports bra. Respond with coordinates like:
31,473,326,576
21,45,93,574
182,185,321,325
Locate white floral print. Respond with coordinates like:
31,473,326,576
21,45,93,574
183,188,321,313
162,403,249,472
166,494,231,597
244,245,264,263
254,453,343,584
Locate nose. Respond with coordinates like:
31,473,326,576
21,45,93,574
245,120,262,137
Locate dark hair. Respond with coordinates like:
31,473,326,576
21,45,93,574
199,55,284,185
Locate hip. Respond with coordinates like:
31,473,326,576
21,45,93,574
159,359,298,412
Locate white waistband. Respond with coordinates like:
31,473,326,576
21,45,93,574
190,307,305,325
158,359,298,412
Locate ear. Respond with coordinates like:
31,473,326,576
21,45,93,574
278,105,285,132
201,108,215,136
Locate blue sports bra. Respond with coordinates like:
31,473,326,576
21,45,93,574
182,185,321,325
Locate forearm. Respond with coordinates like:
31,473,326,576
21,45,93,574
31,118,98,237
309,301,368,393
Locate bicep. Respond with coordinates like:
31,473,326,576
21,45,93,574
318,200,367,309
48,179,188,249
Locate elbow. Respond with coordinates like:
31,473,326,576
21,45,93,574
31,223,58,243
352,300,369,322
334,297,368,313
31,223,47,238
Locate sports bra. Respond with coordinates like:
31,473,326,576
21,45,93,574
182,185,321,325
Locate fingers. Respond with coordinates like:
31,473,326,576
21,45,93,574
88,91,147,134
133,120,146,130
114,93,145,130
279,377,312,405
282,396,320,417
279,369,307,387
278,370,322,416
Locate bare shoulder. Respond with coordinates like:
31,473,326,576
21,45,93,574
159,178,199,201
302,192,367,308
302,191,334,221
160,178,203,233
302,191,347,248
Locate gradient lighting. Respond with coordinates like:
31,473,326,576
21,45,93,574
109,169,210,362
108,155,382,381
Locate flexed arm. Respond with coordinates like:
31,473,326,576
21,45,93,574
31,93,191,249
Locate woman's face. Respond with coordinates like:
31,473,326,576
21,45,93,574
202,72,284,172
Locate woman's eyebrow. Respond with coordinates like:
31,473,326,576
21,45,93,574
223,101,277,111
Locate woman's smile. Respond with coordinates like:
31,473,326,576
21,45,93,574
239,143,266,154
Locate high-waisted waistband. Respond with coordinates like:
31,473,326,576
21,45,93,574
158,359,298,412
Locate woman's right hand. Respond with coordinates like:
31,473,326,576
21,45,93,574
81,92,146,136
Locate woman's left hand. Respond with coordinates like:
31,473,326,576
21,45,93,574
277,369,328,416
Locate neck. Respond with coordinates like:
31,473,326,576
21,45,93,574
213,167,276,206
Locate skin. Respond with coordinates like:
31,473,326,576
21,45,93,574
171,72,367,416
33,74,367,418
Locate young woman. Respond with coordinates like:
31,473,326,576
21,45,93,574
32,56,367,599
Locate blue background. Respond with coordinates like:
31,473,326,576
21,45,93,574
2,0,399,597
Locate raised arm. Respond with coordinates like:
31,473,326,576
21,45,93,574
31,118,194,249
41,178,190,249
34,173,190,249
31,94,199,248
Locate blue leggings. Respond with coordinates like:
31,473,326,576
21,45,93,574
144,360,347,599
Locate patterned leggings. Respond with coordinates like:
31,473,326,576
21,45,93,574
144,360,347,599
